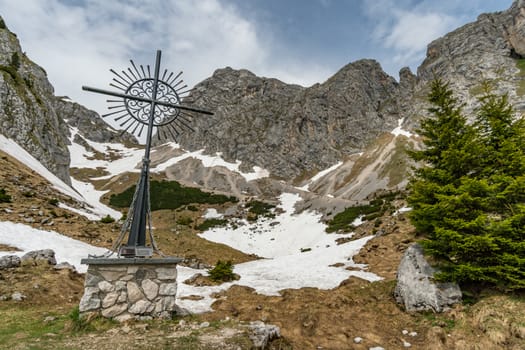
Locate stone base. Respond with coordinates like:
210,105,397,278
79,258,183,322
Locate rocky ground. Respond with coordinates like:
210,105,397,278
1,150,525,349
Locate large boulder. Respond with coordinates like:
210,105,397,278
21,249,56,266
0,255,21,269
394,243,462,312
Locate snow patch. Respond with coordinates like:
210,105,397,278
298,161,343,191
203,208,223,219
151,143,270,181
0,221,108,273
0,134,116,219
391,118,413,137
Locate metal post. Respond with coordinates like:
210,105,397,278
123,50,162,257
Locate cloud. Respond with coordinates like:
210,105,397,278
0,0,328,119
362,0,464,74
383,11,459,65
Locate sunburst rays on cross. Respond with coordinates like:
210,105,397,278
99,58,200,141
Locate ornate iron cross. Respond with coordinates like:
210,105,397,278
82,50,212,258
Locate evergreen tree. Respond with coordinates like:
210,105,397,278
408,79,477,236
408,80,525,290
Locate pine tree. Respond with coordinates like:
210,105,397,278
408,80,525,290
408,79,477,236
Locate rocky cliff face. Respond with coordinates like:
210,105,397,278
53,97,137,147
0,18,137,186
177,60,400,181
173,2,525,187
2,1,525,200
0,18,71,184
402,0,525,130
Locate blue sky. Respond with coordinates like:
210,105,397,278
0,0,514,116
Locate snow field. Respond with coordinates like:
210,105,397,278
0,133,380,313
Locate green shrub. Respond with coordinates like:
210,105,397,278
68,306,89,332
186,205,199,212
0,65,21,83
246,200,275,220
0,188,11,203
100,215,115,224
196,218,228,231
325,204,378,233
246,200,274,215
109,180,238,211
48,198,59,206
325,192,399,233
208,260,236,282
10,52,20,70
176,216,193,226
0,17,6,30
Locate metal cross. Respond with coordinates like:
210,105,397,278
82,50,212,258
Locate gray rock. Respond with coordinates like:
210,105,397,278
114,312,134,323
79,295,101,312
84,273,103,287
126,281,144,303
11,292,26,301
141,279,159,300
156,267,177,280
98,280,115,293
394,244,462,312
21,249,56,265
101,303,128,318
117,291,127,303
101,292,119,308
0,24,71,184
128,300,154,314
79,287,101,312
54,98,136,145
0,255,20,269
158,283,177,296
248,321,280,349
99,268,126,281
53,262,76,271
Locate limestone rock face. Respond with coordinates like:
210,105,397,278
167,1,525,192
0,19,70,184
0,18,136,185
2,2,525,200
176,60,400,181
409,0,525,123
507,0,525,56
53,97,137,145
394,244,462,312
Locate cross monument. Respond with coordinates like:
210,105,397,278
82,50,212,258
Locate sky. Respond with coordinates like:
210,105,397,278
0,0,514,117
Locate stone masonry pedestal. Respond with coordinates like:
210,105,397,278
79,258,182,322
